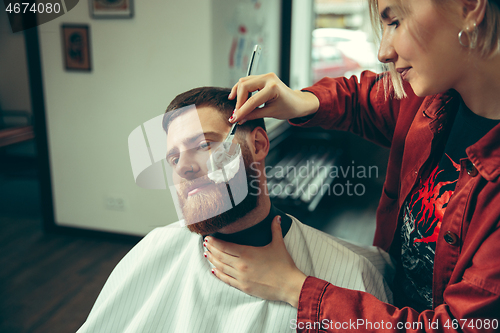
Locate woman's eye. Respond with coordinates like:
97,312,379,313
388,20,399,28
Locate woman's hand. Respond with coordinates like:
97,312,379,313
204,215,307,308
228,73,319,124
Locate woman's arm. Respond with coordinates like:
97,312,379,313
228,71,425,149
289,71,425,149
297,224,500,333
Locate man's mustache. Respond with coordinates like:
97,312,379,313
178,175,217,199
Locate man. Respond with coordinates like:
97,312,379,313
77,87,393,333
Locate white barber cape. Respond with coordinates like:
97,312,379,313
77,215,393,333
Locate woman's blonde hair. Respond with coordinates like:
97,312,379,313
368,0,500,99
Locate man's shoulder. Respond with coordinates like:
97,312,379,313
132,220,197,254
286,214,342,244
142,220,185,239
286,214,382,266
148,220,188,235
285,214,362,259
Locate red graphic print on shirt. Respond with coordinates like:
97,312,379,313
409,154,460,244
399,154,461,309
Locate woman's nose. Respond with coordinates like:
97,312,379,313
378,30,397,64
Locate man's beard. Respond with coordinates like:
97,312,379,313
177,143,259,235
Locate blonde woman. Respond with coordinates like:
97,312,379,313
204,0,500,331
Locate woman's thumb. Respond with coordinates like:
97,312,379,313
271,215,284,243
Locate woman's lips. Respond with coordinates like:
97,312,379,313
397,67,412,81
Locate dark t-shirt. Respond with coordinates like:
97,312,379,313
396,101,500,311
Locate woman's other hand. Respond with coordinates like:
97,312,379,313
228,73,319,124
204,215,307,308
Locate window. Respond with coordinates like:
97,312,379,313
312,0,382,83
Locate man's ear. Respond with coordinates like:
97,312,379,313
250,127,269,162
460,0,487,25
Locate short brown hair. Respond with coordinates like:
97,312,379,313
163,87,266,136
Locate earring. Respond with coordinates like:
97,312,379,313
458,22,478,49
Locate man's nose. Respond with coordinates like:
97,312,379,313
176,154,200,179
378,29,397,64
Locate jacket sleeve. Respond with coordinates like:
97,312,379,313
296,225,500,333
289,71,423,148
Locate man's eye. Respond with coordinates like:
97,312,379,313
169,157,179,165
199,142,211,150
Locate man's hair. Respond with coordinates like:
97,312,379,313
163,87,266,136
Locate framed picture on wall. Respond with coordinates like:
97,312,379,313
62,24,92,71
90,0,134,18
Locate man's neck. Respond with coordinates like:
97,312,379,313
208,197,293,247
205,176,293,246
216,195,271,234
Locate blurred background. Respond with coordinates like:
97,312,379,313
0,0,388,332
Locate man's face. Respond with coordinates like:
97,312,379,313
166,106,258,235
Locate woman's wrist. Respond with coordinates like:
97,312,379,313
282,270,308,308
301,91,320,117
291,90,319,119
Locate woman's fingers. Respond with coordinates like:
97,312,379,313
205,236,243,257
228,83,238,100
227,73,281,122
204,240,238,268
231,72,318,124
228,72,319,124
234,76,267,110
229,75,259,109
234,104,272,123
203,214,306,304
270,215,283,245
228,75,253,101
206,251,238,278
211,268,242,290
232,92,275,123
233,87,281,123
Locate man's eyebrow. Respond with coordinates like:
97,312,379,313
166,131,224,159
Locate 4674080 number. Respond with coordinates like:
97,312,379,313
5,2,61,14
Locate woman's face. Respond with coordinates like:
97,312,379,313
377,0,467,97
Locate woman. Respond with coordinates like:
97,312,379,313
204,0,500,331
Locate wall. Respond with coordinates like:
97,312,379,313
0,10,32,123
211,0,281,87
38,0,280,235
